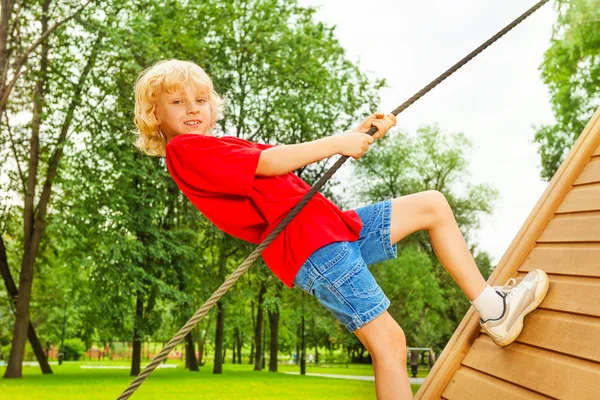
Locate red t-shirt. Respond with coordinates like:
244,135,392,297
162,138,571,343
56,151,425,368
164,133,363,288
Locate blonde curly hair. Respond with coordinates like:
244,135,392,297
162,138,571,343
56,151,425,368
132,59,225,157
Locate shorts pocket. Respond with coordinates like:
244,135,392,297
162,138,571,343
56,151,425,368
312,241,349,275
348,263,382,299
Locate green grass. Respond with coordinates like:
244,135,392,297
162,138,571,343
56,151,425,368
280,362,429,378
0,361,423,399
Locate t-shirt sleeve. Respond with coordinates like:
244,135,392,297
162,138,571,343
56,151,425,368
254,142,277,151
166,135,264,197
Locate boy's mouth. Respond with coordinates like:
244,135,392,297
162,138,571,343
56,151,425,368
184,120,202,127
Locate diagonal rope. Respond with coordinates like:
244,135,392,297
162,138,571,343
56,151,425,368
117,1,549,398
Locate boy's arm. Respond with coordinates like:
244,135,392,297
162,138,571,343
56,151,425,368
256,136,340,176
255,112,396,176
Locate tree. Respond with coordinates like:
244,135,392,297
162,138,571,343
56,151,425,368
534,0,600,180
1,0,114,379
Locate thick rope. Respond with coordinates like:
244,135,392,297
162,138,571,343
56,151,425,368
117,1,549,398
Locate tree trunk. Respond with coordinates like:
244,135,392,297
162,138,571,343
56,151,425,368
185,332,198,371
4,0,51,378
300,314,306,375
236,326,242,364
212,300,225,374
249,341,254,365
249,300,255,365
261,317,266,370
295,325,300,366
130,294,144,376
197,318,211,366
268,308,279,372
232,329,237,364
253,282,266,371
0,236,52,374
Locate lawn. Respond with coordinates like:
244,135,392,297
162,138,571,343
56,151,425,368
0,361,423,399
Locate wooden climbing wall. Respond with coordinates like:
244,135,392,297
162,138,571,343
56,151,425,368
415,107,600,400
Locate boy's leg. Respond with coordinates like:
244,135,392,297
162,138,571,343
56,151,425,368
389,190,487,301
354,311,413,400
388,190,550,348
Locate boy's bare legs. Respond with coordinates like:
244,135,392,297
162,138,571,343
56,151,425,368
353,190,489,400
354,311,413,400
389,190,488,301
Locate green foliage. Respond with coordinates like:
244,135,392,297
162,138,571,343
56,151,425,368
534,0,600,180
0,344,11,361
374,246,448,348
62,338,87,361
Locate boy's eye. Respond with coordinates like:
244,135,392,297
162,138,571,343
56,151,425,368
172,98,207,104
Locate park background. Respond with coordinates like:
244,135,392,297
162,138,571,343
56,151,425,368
0,0,597,398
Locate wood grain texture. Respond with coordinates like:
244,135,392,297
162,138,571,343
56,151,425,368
505,309,600,363
442,366,551,400
520,245,600,278
461,336,600,400
538,215,600,242
556,184,600,213
574,158,600,185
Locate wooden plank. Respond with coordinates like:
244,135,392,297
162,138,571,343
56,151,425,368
478,309,600,363
414,106,600,400
461,336,600,399
574,159,600,185
443,367,551,399
511,273,600,317
593,144,600,156
556,184,600,213
521,245,600,277
537,216,600,242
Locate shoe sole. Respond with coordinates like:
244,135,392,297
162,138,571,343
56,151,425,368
494,269,550,347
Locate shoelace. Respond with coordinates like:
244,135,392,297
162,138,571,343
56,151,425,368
494,277,525,302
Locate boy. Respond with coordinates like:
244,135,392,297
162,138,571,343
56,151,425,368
133,59,549,399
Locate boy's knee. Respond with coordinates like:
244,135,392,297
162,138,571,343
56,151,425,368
393,326,407,355
424,190,452,222
372,324,407,358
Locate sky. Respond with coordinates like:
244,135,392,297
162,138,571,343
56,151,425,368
296,0,559,266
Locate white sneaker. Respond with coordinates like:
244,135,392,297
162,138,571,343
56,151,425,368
480,269,549,347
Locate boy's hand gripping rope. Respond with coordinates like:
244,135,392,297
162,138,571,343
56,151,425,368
117,1,548,398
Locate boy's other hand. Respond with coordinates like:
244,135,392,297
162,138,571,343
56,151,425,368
357,112,396,139
335,112,397,160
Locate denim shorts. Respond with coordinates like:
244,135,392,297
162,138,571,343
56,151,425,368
292,199,397,333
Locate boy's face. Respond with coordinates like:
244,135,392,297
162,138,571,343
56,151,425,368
155,84,212,141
